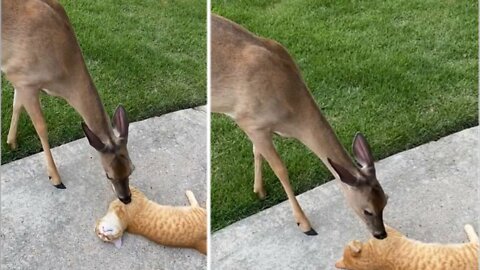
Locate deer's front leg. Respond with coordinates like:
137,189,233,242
246,129,316,235
7,89,23,150
17,88,65,189
253,145,266,199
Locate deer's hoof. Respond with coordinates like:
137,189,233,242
255,191,266,200
304,228,318,236
7,141,17,150
54,182,66,189
297,223,318,236
254,188,267,200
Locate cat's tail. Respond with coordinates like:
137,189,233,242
185,190,199,207
464,224,479,244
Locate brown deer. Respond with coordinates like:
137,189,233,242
211,14,388,239
1,0,134,204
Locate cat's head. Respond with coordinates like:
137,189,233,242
95,209,126,248
336,227,402,270
335,240,380,270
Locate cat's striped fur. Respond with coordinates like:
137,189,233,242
335,224,478,270
95,186,206,254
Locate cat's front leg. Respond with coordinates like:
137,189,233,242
94,213,124,248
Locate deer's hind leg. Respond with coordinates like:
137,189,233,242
7,89,23,149
243,127,316,235
253,145,266,199
15,87,64,188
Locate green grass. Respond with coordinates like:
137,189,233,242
211,0,478,231
1,0,206,164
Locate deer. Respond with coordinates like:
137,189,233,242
1,0,134,204
211,14,389,239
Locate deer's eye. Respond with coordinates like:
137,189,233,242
364,209,373,216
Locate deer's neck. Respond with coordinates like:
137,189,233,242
66,72,115,145
297,101,358,178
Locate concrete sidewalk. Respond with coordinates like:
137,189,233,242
212,127,478,269
1,107,207,270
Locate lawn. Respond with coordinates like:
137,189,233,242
1,0,206,164
211,0,478,231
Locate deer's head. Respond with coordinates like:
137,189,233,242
82,105,134,204
328,133,388,239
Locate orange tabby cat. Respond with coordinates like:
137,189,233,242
95,187,207,254
336,224,478,270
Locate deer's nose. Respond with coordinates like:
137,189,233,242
373,231,387,239
119,195,131,204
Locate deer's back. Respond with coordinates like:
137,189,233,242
1,0,87,90
211,15,316,129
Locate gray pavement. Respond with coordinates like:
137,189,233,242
212,126,478,270
1,107,207,270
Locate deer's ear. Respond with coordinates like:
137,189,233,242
112,105,129,140
348,240,363,255
328,158,360,187
82,122,107,152
352,133,375,168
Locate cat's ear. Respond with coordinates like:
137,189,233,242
335,258,347,269
348,240,363,256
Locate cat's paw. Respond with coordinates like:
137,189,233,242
95,221,123,248
96,223,117,240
